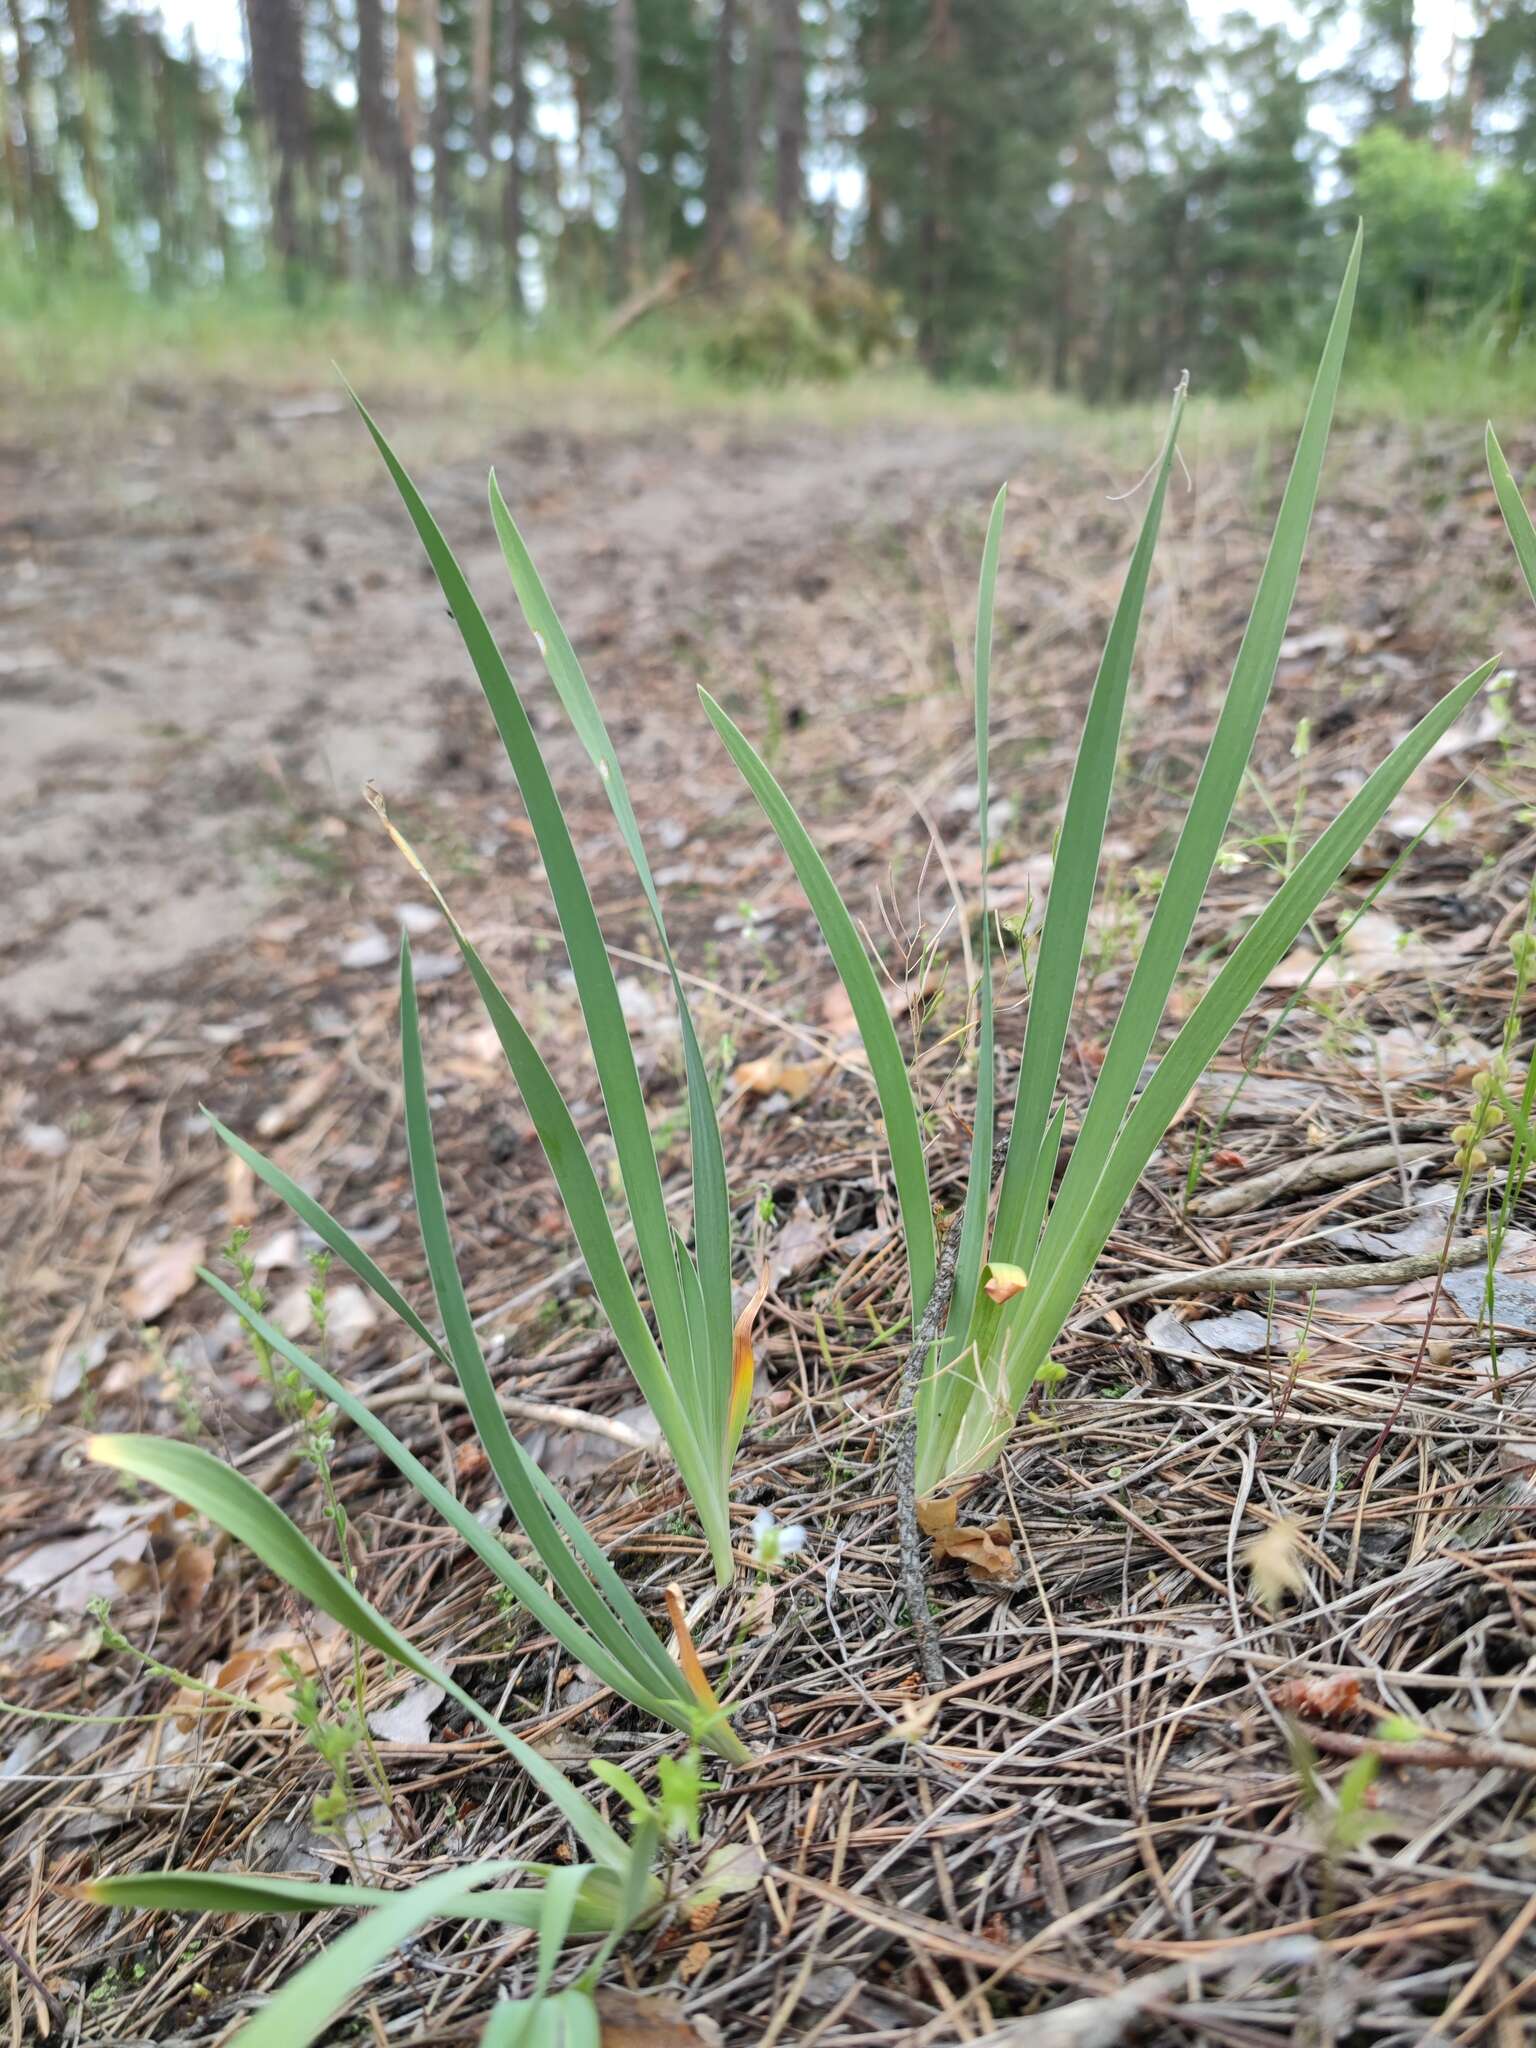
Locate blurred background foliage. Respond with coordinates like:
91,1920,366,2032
4,0,1536,395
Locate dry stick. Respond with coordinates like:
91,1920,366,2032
367,1378,648,1449
891,1140,1007,1692
1188,1141,1441,1217
1106,1239,1488,1309
1303,1725,1536,1775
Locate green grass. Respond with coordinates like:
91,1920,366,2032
9,252,1536,451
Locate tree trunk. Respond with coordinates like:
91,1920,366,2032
0,17,29,244
66,0,111,243
738,0,764,210
859,4,888,275
770,0,801,228
1051,197,1077,393
4,0,66,250
501,0,527,308
1393,0,1415,116
916,0,952,372
394,0,419,277
245,0,309,282
357,0,402,280
613,0,642,288
422,0,451,250
702,0,737,279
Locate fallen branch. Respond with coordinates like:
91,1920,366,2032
1305,1724,1536,1775
1189,1141,1439,1217
890,1216,966,1692
595,257,693,350
1108,1239,1487,1309
369,1379,649,1450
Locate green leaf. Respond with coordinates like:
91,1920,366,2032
224,1861,511,2048
481,1988,601,2048
347,391,707,1533
701,689,936,1319
954,380,1188,1433
202,1109,445,1362
923,223,1370,1489
86,1433,629,1868
1050,229,1362,1250
1488,424,1536,605
926,485,1008,1448
395,938,722,1705
198,1267,692,1727
81,1865,624,1935
376,812,723,1556
945,653,1497,1473
489,477,735,1447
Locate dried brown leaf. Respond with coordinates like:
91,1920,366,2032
917,1495,1022,1586
596,1988,721,2045
121,1235,205,1324
167,1540,215,1624
732,1054,823,1103
1274,1673,1365,1721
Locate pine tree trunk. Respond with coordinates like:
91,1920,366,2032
66,0,111,244
613,0,642,288
770,0,801,228
916,0,952,372
1393,2,1415,116
502,0,526,308
702,0,738,280
4,0,64,249
738,0,764,210
0,22,29,244
423,0,451,253
357,0,401,281
394,0,420,278
245,0,309,281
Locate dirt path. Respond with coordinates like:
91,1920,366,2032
1,389,1022,1027
7,384,1536,2042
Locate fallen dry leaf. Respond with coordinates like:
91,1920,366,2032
765,1199,835,1288
167,1540,215,1624
1245,1519,1307,1610
368,1676,447,1744
224,1152,256,1227
1274,1673,1365,1720
0,1620,104,1680
917,1494,1022,1587
596,1988,721,2046
255,1062,339,1140
2,1503,153,1611
731,1054,825,1103
1269,912,1487,993
121,1235,206,1323
172,1628,345,1729
982,1261,1028,1305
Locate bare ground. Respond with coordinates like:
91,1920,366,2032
4,379,1536,2045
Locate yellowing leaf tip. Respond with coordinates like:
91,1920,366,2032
982,1262,1029,1305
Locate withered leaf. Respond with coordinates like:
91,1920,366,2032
917,1495,1022,1586
167,1540,215,1624
595,1988,721,2045
122,1235,205,1324
1274,1673,1365,1721
731,1055,826,1104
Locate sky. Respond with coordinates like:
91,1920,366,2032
150,0,1469,107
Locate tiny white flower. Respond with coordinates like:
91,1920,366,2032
750,1509,807,1566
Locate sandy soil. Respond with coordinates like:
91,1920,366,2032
1,384,1021,1028
7,380,1536,2043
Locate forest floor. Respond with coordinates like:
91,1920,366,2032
4,364,1536,2046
